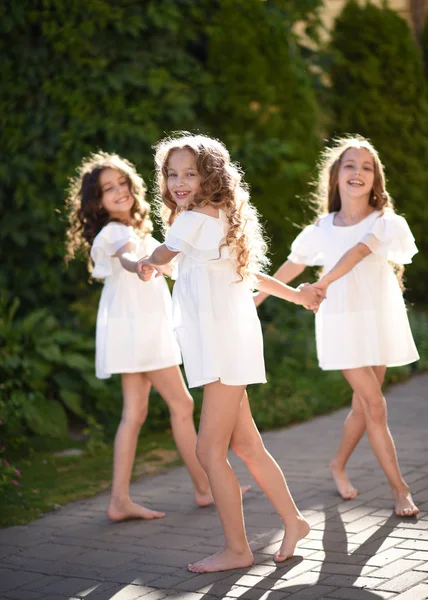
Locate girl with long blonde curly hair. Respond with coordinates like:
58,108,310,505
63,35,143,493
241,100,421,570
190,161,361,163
138,133,322,573
256,135,420,517
66,150,224,523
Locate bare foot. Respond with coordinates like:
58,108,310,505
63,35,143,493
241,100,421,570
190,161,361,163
107,498,165,521
273,516,310,563
330,461,358,500
195,485,252,508
188,547,254,573
394,490,419,517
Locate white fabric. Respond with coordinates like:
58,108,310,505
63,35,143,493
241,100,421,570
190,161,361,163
165,210,266,388
288,210,419,370
90,222,181,379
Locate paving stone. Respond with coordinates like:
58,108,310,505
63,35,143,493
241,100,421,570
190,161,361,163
368,558,424,579
364,548,413,567
327,589,397,599
0,569,46,592
375,569,428,593
318,575,387,589
285,586,340,599
393,583,428,599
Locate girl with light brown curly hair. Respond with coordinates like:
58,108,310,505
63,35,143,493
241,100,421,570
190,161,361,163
255,135,419,518
138,133,323,573
66,151,228,522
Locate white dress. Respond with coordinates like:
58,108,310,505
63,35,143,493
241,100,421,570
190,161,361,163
165,209,266,388
288,210,419,370
91,222,181,379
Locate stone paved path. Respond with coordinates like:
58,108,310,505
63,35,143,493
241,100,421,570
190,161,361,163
1,374,427,600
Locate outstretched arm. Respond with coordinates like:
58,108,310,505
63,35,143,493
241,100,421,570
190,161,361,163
254,260,306,307
115,242,141,274
315,242,371,292
256,272,324,309
137,244,179,280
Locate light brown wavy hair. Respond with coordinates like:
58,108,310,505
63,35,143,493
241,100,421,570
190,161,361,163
312,135,404,288
65,151,152,269
154,133,269,281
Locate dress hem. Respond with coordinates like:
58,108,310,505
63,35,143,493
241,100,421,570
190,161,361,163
187,376,267,389
319,357,419,371
96,359,182,380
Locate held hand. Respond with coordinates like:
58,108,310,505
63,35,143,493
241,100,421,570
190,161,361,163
296,282,325,312
312,278,329,295
137,257,162,281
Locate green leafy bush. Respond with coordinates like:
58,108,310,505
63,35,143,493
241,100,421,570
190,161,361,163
0,296,113,442
327,0,428,302
201,0,323,268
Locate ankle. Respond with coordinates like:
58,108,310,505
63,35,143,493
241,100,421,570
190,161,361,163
392,484,410,496
109,494,130,504
330,458,345,471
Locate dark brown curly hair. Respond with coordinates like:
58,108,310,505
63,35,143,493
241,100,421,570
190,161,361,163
65,151,152,268
154,133,269,282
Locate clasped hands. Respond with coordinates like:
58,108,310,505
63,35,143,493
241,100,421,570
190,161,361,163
136,257,161,281
298,279,328,313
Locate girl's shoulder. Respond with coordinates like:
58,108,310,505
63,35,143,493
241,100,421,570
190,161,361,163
311,213,333,231
166,209,226,260
171,208,225,233
91,222,137,262
93,221,134,245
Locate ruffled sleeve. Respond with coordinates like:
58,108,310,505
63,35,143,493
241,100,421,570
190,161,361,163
90,223,133,278
165,211,226,262
361,213,418,264
288,223,324,266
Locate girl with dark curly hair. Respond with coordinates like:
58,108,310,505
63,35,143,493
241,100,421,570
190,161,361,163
66,151,228,521
138,133,323,573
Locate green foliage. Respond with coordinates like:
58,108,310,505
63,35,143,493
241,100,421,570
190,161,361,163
327,1,428,301
0,295,112,442
201,0,322,267
0,0,322,318
0,0,324,450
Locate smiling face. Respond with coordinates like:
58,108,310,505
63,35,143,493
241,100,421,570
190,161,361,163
99,168,134,219
166,149,202,209
338,147,375,202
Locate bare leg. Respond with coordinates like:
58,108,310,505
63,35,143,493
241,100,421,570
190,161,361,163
188,382,254,573
342,367,419,517
230,392,310,563
146,366,215,505
107,373,165,521
330,366,385,499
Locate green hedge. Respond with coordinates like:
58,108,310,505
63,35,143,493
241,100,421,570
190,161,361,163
327,0,428,302
0,0,323,445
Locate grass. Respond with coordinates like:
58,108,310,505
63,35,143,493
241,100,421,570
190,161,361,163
0,431,182,528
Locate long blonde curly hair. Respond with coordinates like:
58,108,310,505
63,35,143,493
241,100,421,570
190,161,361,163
154,133,269,281
65,151,152,268
312,135,404,287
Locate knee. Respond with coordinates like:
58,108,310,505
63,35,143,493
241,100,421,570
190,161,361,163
169,393,194,421
195,438,226,472
365,396,387,426
122,401,148,429
230,437,264,465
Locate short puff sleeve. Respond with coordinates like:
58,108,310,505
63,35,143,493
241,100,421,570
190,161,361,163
362,213,418,264
288,224,324,266
91,223,133,278
165,211,226,262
